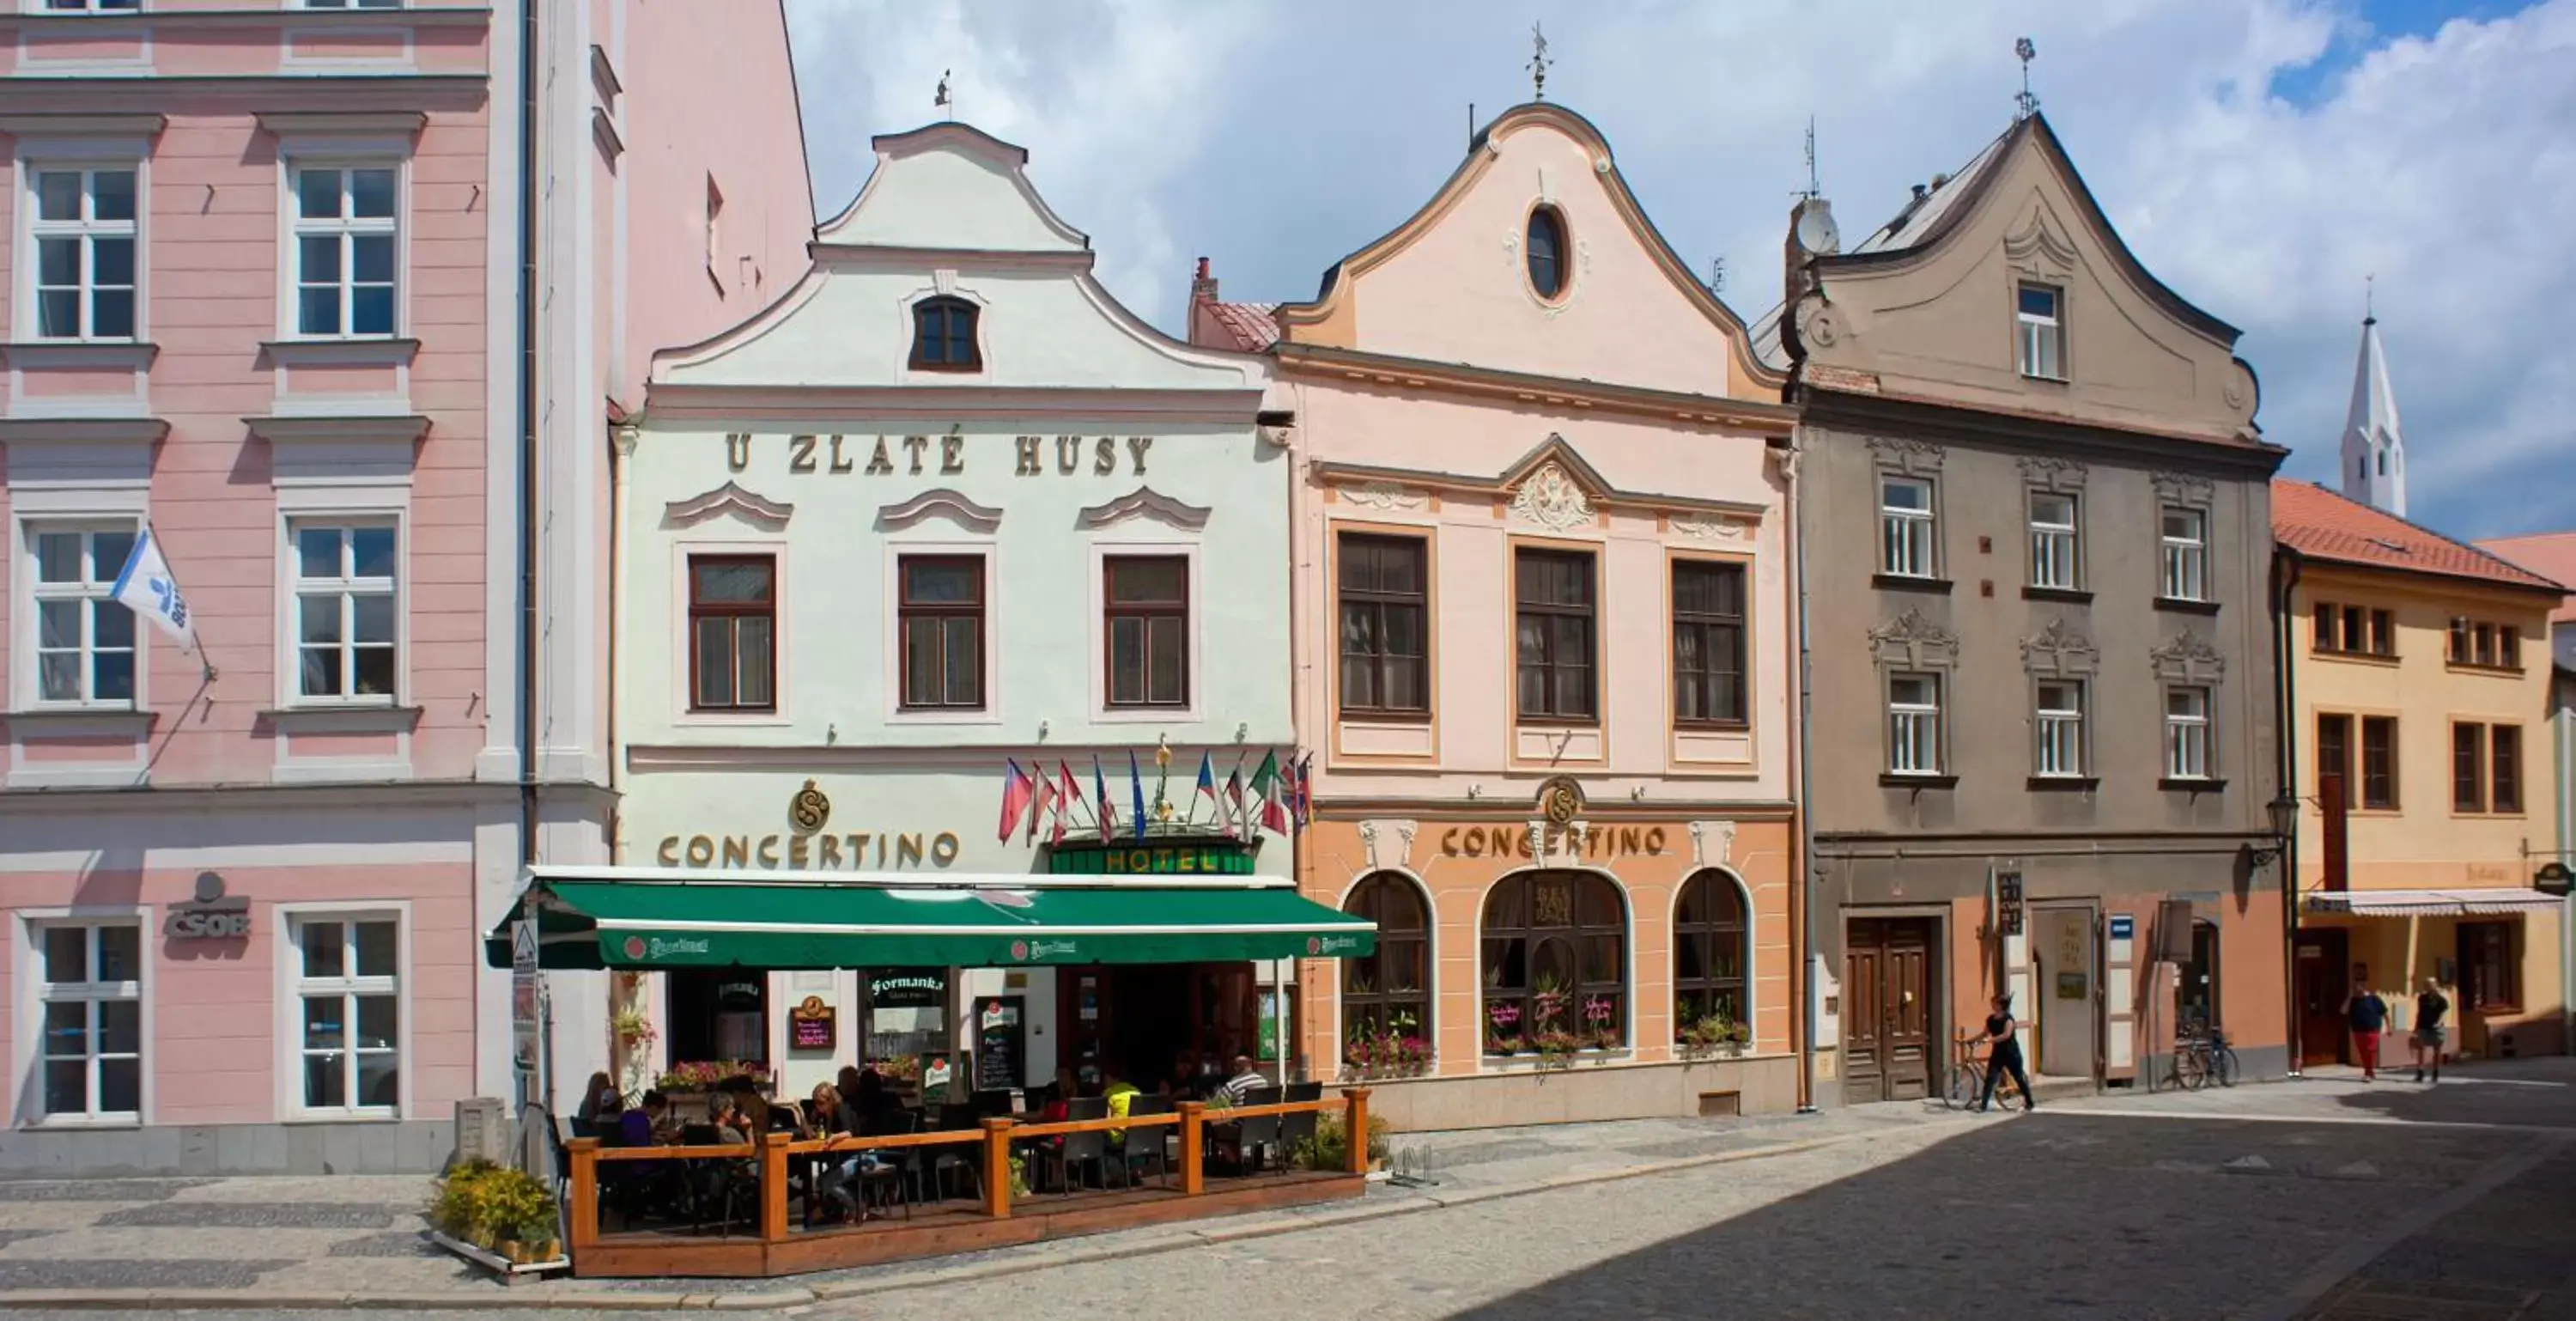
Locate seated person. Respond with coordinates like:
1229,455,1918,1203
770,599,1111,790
1164,1051,1201,1101
1101,1062,1140,1144
1218,1055,1268,1106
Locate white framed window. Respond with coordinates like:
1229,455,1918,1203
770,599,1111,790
289,519,398,703
36,0,141,11
289,914,401,1116
2035,679,2085,778
27,523,137,708
288,163,398,338
34,921,143,1122
2028,491,2078,590
297,0,402,9
1888,672,1942,776
1879,475,1935,579
2160,506,2208,602
2165,685,2213,780
2017,283,2063,379
26,165,137,341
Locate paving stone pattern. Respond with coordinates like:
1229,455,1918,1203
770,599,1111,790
95,1202,400,1230
0,1179,208,1202
0,1259,299,1290
325,1230,447,1258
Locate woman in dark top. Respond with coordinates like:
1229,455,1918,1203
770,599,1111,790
2412,978,2450,1084
1976,994,2036,1112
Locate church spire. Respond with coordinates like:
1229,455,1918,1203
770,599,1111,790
2339,296,2405,518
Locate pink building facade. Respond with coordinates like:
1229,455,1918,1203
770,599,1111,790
0,0,808,1175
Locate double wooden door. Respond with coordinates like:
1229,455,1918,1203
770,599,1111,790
1844,917,1937,1103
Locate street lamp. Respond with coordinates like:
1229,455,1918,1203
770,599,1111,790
2251,791,2298,867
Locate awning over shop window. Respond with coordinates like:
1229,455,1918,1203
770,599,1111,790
484,870,1375,971
2305,888,2564,917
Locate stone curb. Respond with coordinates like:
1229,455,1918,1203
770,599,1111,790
0,1123,1900,1313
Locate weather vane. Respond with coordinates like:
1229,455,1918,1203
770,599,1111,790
1527,22,1552,102
935,69,952,119
2014,38,2038,120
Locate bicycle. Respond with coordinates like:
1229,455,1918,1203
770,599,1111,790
1943,1031,2026,1111
2167,1021,2240,1092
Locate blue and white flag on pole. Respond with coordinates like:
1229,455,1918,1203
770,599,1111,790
110,526,197,654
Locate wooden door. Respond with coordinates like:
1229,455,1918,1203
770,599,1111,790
1843,919,1935,1103
2293,928,2350,1067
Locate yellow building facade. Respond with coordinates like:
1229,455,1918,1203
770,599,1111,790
2278,481,2567,1065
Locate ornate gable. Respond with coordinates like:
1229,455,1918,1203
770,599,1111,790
1869,608,1959,669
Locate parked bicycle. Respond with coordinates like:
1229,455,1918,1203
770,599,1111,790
1943,1030,2026,1111
2166,1020,2239,1092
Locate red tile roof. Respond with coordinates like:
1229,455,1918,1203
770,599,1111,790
2272,481,2566,595
2477,532,2576,623
1200,300,1279,352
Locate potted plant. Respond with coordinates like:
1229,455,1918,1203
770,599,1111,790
1292,1111,1393,1172
611,1007,656,1052
1533,1029,1582,1070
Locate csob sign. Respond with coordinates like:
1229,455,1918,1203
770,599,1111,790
165,872,252,940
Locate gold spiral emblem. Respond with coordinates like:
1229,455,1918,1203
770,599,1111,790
788,780,831,835
1540,776,1583,827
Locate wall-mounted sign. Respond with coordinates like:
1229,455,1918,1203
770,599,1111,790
165,872,251,940
1996,873,2025,937
2108,915,2135,941
789,995,836,1051
869,972,946,1008
1047,837,1260,875
2537,862,2572,897
731,430,1157,481
1437,823,1668,861
656,831,962,871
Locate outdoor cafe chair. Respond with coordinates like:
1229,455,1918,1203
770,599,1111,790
970,1088,1016,1120
1218,1087,1283,1174
1044,1097,1110,1195
1277,1081,1324,1174
1115,1093,1174,1188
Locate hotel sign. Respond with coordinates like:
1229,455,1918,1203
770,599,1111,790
1047,839,1261,876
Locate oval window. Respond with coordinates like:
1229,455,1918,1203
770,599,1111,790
1526,206,1566,299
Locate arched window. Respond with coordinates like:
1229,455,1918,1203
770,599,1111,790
1674,871,1749,1047
1482,871,1625,1054
1341,874,1430,1076
1525,206,1567,300
908,295,981,371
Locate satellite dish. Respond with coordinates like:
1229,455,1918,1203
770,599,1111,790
1794,199,1841,257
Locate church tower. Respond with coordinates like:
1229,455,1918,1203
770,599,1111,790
2340,310,2406,517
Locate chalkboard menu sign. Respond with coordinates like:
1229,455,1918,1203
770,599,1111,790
972,996,1024,1093
789,995,835,1051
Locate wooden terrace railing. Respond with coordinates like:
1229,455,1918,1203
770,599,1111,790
563,1087,1373,1277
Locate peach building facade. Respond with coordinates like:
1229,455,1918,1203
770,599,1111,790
1194,103,1802,1127
0,0,807,1175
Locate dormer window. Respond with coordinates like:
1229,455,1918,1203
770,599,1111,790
2017,283,2063,380
1525,205,1567,301
909,295,981,371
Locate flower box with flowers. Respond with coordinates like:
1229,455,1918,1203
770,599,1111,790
1676,1012,1752,1061
652,1060,774,1095
1343,1027,1431,1081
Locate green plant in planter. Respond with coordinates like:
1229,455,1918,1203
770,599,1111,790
1007,1153,1033,1199
1292,1112,1394,1172
431,1161,556,1256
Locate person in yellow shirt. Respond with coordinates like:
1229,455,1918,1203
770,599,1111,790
1101,1062,1140,1145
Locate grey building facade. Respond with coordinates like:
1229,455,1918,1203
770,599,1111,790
1777,113,2289,1105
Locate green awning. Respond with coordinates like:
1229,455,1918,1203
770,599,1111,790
486,875,1375,971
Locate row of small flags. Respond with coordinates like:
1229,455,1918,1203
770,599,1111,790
997,750,1313,844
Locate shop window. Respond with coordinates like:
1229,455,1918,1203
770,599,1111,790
1340,874,1430,1074
896,554,984,709
1480,872,1626,1054
1672,871,1748,1040
35,922,142,1121
1514,546,1595,722
1103,554,1188,708
1672,559,1747,727
291,915,400,1116
688,554,775,712
2458,922,2518,1013
1337,533,1428,716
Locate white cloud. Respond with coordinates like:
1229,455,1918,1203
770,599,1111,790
786,0,2576,537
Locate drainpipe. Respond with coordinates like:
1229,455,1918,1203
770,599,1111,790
1787,434,1816,1114
2275,547,2302,1076
514,0,541,869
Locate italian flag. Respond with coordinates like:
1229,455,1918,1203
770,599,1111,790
1249,750,1291,836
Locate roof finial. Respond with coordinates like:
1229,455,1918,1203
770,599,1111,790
2014,38,2038,120
2364,272,2376,326
935,69,952,120
1527,22,1552,102
1801,115,1820,199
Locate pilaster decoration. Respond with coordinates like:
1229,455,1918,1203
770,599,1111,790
1524,819,1547,861
1689,819,1737,869
1868,608,1959,669
2016,454,2087,493
2002,203,2079,281
1341,481,1429,513
2020,618,2099,678
876,487,1003,534
663,481,793,532
1508,461,1595,533
1358,819,1419,872
1076,485,1210,532
2151,471,2214,507
1670,512,1751,542
1866,435,1945,477
2148,630,2227,684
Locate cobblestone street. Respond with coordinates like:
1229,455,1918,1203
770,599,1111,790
5,1062,2572,1320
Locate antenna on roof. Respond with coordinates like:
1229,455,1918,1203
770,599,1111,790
1801,116,1820,200
1707,257,1726,295
935,69,953,121
1527,22,1552,102
2014,39,2038,120
1467,102,1476,149
2364,272,2376,326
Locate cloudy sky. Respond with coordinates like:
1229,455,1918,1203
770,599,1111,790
783,0,2576,541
